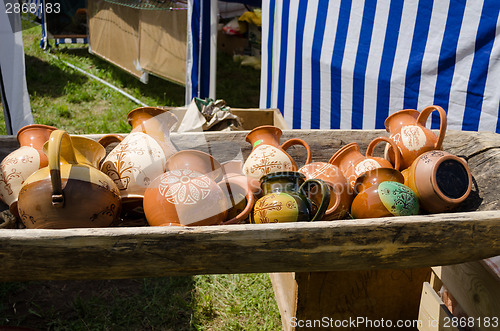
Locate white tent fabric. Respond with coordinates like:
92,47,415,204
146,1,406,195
0,0,34,135
260,0,500,133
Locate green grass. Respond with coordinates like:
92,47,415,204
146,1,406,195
0,24,280,330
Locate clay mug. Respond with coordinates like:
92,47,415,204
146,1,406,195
404,150,472,213
351,168,419,219
328,137,401,191
250,171,330,223
0,124,57,217
143,168,229,226
99,108,178,202
242,125,312,180
17,130,121,229
298,162,353,220
384,105,447,169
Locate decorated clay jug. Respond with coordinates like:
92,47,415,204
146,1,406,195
143,168,229,226
100,107,178,203
0,124,57,217
242,125,312,180
385,105,447,169
328,137,401,191
299,162,353,221
351,168,419,219
250,171,330,224
403,150,472,213
17,130,121,229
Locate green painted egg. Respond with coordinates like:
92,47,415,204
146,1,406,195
378,181,419,216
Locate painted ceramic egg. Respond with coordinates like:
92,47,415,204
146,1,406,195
378,181,419,216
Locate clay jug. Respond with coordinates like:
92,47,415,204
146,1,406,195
143,168,229,226
385,105,447,169
242,125,312,180
100,107,178,203
250,171,330,223
0,124,57,217
351,168,419,219
329,137,401,191
404,150,472,213
298,162,353,221
17,130,121,229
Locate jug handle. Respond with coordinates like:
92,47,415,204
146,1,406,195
417,105,447,149
221,190,255,225
48,130,78,207
281,138,312,165
366,136,401,170
98,134,125,148
299,178,331,222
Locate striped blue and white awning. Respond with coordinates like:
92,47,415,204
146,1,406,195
260,0,500,133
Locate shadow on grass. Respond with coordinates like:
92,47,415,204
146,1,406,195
25,54,89,99
0,277,196,330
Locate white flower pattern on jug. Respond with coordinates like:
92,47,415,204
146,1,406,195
159,169,212,205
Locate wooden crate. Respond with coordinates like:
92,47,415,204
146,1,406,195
163,107,290,131
0,129,499,330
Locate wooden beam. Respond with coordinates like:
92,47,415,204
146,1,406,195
0,210,499,281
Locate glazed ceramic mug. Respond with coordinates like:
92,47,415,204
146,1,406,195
298,162,353,220
250,171,330,223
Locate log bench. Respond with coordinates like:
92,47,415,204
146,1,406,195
1,129,499,330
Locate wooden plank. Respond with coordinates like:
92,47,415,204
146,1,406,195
291,268,430,330
418,282,458,331
0,210,499,281
269,273,298,331
437,262,500,329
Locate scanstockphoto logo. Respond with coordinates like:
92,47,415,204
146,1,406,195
3,0,60,33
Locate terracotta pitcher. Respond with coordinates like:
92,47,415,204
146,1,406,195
0,124,57,217
17,130,121,229
100,107,178,203
351,168,419,219
242,125,312,180
298,162,353,221
384,105,447,169
328,137,401,191
250,171,330,224
403,150,472,213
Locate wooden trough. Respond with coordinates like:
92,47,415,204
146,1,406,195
1,128,499,330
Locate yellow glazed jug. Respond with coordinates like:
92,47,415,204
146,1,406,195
17,130,121,229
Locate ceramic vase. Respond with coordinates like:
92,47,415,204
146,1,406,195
0,124,57,217
250,171,330,224
328,136,401,191
99,107,178,203
17,130,121,229
404,150,472,213
384,105,447,169
350,168,419,219
298,162,353,221
242,125,312,180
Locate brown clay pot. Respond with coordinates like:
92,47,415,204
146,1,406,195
328,137,401,191
404,150,472,213
143,169,228,226
298,162,353,220
242,125,312,180
351,168,419,219
17,130,121,229
165,149,223,182
385,105,447,169
0,124,57,217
